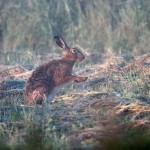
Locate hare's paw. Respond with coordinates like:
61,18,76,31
75,77,88,83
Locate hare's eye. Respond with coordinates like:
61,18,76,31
71,49,76,53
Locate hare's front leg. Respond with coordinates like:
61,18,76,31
74,76,88,83
63,75,88,83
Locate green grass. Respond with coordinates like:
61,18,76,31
0,0,150,65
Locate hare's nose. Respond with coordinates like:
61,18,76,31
77,55,85,62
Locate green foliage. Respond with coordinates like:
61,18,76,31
0,105,68,150
0,0,150,65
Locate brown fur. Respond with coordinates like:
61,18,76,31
24,36,88,105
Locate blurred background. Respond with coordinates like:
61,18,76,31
0,0,150,65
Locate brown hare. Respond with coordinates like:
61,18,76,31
24,36,88,105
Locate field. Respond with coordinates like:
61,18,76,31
0,0,150,150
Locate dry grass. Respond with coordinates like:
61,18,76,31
0,53,150,149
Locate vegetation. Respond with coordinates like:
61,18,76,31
0,0,150,64
0,53,149,149
0,0,150,149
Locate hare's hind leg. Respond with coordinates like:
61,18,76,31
25,86,49,105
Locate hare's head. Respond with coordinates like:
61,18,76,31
53,36,85,62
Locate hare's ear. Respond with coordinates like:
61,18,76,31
53,36,69,50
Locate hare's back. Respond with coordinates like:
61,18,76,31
30,60,60,80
